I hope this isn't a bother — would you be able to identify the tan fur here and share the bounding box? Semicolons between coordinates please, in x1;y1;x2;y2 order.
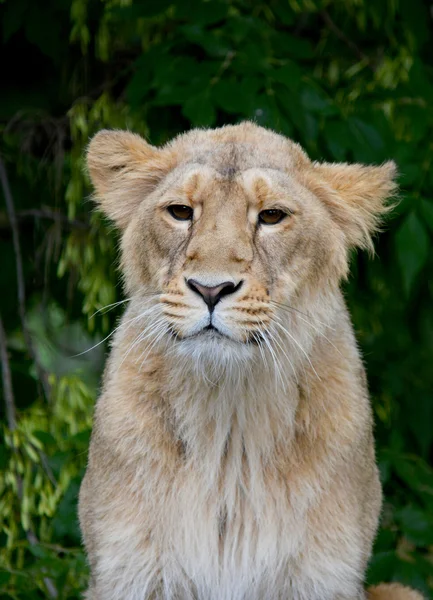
368;584;424;599
80;122;421;599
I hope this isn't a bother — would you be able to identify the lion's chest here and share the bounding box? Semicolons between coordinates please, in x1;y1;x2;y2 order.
148;444;307;600
94;429;363;600
94;381;362;599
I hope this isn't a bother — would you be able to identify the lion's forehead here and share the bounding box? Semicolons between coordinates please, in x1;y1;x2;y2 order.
177;141;295;176
164;160;300;209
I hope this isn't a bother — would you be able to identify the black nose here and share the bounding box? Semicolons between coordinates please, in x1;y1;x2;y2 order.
187;279;243;312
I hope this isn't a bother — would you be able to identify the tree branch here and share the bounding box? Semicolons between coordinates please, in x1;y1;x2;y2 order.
24;527;59;596
0;312;57;597
320;10;369;65
0;314;17;429
0;157;51;401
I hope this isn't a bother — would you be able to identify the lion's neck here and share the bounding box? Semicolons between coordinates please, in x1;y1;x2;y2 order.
159;351;301;476
108;285;343;475
158;288;341;465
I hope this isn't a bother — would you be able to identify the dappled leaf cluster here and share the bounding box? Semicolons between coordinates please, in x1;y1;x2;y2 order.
0;0;432;597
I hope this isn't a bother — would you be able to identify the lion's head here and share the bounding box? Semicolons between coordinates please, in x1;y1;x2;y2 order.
87;122;396;371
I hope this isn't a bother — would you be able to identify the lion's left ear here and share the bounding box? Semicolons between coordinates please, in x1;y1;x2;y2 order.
306;161;398;251
86;130;175;229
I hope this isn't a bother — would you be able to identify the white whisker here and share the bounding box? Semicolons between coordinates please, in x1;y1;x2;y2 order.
266;325;299;385
273;320;320;380
118;311;166;369
260;330;287;393
270;300;334;330
137;322;171;371
89;298;132;318
71;308;156;358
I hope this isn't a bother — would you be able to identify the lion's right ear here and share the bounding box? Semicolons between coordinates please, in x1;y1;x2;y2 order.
86;130;172;228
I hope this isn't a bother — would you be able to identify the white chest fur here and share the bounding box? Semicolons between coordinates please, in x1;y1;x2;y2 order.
94;371;365;600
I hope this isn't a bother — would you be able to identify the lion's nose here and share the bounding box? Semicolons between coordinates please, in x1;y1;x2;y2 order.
186;279;243;312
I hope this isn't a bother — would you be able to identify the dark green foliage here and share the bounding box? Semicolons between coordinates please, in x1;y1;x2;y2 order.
0;0;432;597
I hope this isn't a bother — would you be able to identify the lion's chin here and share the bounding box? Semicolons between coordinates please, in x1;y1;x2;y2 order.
171;323;261;345
168;327;256;377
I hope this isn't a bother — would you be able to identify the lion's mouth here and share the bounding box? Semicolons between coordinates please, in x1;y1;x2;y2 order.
195;324;227;339
203;324;220;333
175;325;262;347
168;321;263;346
168;323;226;342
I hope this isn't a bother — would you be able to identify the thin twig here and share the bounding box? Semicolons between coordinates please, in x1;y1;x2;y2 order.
26;532;58;597
0;157;51;401
38;448;58;487
0;314;17;430
320;10;369;65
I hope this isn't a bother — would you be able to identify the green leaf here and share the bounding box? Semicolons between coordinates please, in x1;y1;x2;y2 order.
24;4;64;62
251;94;287;131
281;91;318;142
300;85;337;116
325;121;350;161
126;57;154;107
213;80;257;114
392;557;432;597
392;454;433;503
28;544;51;559
367;551;398;585
348;117;385;162
33;430;56;446
181;25;231;57
52;479;81;543
407;391;433;457
2;0;29;41
272;3;295;26
182;91;216;126
400;163;423;187
396;505;433;546
273;32;314;59
270;63;302;91
419;199;433;235
395;212;429;293
111;0;173;19
175;0;228;26
0;570;12;585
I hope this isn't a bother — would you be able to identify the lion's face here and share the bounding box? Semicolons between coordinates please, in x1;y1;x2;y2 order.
123;161;338;349
87;122;395;361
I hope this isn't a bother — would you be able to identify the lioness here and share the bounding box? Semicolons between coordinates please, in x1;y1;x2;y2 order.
79;122;423;600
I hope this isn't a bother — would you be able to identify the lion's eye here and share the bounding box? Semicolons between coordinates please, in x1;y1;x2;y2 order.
258;209;287;225
167;205;193;221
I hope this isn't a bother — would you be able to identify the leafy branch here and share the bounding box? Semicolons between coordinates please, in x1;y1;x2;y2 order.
0;157;51;401
0;313;58;598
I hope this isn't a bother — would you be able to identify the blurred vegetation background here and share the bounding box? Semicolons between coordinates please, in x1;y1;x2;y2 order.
1;0;433;597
